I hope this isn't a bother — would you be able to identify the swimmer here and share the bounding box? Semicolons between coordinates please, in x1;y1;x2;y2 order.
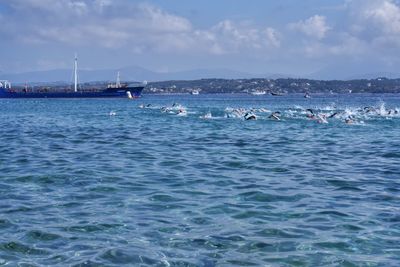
345;116;354;124
306;109;316;119
244;112;257;120
161;107;167;112
269;111;281;121
328;112;338;118
177;109;187;116
139;103;152;109
363;106;375;113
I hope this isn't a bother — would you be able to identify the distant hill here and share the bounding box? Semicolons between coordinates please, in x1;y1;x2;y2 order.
147;77;400;94
344;72;400;80
5;64;398;83
308;62;400;80
0;66;294;84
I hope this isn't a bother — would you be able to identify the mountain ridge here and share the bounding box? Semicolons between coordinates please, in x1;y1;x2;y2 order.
2;66;399;83
1;66;272;83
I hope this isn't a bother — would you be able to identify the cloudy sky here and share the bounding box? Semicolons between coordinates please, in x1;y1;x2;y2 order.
0;0;400;78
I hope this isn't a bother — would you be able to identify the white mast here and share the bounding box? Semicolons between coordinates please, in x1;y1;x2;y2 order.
74;53;78;92
116;71;121;88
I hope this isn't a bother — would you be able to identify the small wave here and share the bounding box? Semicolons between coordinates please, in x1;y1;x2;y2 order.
0;241;50;255
100;249;159;265
25;230;62;241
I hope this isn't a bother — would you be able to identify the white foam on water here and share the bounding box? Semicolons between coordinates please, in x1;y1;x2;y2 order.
170;103;186;110
200;112;213;119
322;103;337;111
176;108;187;116
317;114;328;124
377;101;387;116
257;108;270;113
294;105;304;110
224;107;248;119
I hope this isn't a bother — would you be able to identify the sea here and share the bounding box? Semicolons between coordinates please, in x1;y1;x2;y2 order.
0;93;399;266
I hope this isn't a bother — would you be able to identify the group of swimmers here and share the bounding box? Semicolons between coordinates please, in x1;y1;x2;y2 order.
305;105;399;124
140;102;188;116
139;102;399;124
225;108;271;120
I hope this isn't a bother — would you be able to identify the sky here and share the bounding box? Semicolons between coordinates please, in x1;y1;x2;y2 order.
1;0;400;79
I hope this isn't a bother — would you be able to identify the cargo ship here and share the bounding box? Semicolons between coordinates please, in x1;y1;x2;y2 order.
0;56;146;99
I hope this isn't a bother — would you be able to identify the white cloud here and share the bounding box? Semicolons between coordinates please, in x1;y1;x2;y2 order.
264;27;281;48
193;20;281;55
286;1;400;59
93;0;111;13
343;0;400;54
68;1;88;15
0;1;280;56
138;4;192;33
328;34;368;55
360;0;400;34
7;0;87;17
346;0;397;34
1;1;193;49
209;20;262;52
289;15;331;39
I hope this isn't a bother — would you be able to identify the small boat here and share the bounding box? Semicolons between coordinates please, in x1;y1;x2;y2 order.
250;90;266;95
191;90;200;95
270;91;284;96
304;92;311;98
0;55;146;98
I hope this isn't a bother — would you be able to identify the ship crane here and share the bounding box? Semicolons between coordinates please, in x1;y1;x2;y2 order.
74;53;78;92
0;80;11;89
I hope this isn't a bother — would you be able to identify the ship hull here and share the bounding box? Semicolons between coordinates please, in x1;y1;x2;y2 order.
0;86;144;99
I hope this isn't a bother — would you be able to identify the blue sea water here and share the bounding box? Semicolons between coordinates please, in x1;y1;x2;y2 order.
0;94;399;266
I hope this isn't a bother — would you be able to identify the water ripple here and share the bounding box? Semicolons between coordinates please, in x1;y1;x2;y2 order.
0;95;399;266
